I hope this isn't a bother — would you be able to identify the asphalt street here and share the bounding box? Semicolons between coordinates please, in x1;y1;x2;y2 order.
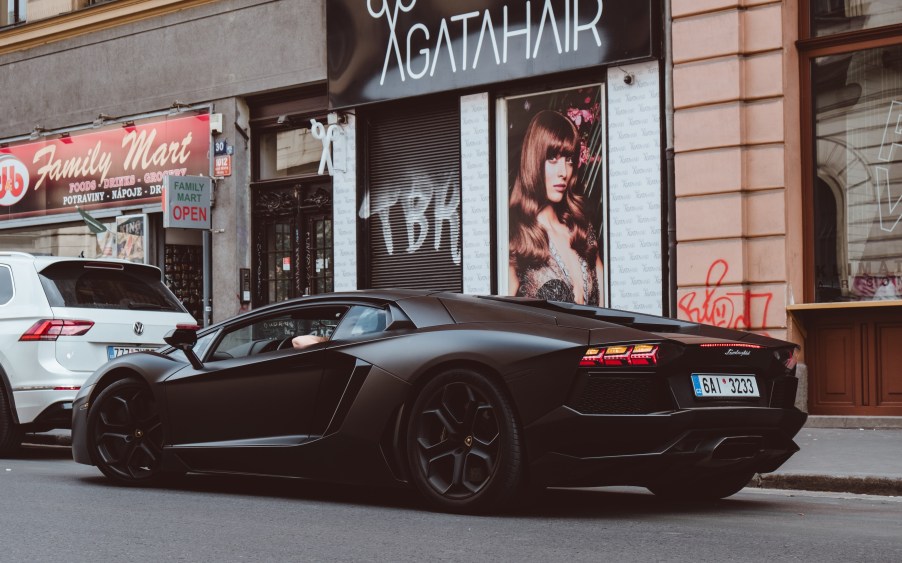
2;444;901;562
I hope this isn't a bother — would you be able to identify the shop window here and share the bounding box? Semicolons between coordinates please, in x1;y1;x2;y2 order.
812;44;902;301
811;0;902;37
0;220;113;257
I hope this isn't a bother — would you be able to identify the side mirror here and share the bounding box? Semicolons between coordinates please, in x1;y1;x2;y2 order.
164;324;203;369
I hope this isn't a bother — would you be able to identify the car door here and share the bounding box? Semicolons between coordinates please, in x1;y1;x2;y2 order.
161;304;347;472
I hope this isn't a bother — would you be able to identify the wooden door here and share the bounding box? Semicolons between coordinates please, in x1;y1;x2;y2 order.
807;307;902;415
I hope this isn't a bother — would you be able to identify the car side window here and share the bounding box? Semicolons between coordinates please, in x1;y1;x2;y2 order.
207;305;348;361
0;265;12;305
331;305;388;341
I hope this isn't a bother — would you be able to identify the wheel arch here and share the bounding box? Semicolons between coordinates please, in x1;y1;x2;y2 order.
386;358;527;485
90;367;151;402
0;364;19;424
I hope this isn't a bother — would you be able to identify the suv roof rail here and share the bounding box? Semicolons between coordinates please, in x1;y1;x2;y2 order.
0;251;35;258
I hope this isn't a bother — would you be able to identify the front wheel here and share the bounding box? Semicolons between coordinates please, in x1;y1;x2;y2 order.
648;470;755;501
406;369;523;513
87;378;165;485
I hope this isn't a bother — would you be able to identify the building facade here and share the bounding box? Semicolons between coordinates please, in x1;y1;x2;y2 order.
2;0;900;420
673;0;902;418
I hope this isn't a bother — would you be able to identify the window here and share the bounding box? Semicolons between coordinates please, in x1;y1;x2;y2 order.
0;265;12;304
811;0;902;37
208;306;347;361
331;305;388;341
813;44;902;301
1;0;25;27
258;125;322;180
802;1;902;303
39;262;185;311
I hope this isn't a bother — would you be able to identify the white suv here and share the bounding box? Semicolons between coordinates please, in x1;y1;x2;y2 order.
0;252;196;456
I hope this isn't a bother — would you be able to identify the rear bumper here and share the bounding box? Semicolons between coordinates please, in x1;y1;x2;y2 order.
525;406;807;487
12;388;82;426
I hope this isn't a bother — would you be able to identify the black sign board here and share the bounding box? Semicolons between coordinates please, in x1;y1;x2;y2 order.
327;0;660;108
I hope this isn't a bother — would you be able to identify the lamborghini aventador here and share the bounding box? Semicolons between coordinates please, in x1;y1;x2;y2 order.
71;290;807;512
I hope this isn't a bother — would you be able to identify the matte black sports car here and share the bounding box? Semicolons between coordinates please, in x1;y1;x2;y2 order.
72;290;806;512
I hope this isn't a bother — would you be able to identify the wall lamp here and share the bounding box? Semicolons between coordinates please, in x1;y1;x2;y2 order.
29;125;48;140
170;100;193;113
93;113;116;128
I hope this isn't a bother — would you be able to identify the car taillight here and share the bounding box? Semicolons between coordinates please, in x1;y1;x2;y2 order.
580;343;659;367
699;343;762;349
19;319;94;341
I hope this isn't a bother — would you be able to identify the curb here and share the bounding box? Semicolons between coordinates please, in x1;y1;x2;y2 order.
752;473;902;497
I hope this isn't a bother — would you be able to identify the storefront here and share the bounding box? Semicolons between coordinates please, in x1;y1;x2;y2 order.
327;0;668;314
795;0;902;416
0;109;212;320
0;0;329;323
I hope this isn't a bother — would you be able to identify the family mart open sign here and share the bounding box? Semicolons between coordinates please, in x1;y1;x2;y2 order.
163;175;211;229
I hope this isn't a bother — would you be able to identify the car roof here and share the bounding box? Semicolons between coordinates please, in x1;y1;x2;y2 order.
0;252;157;272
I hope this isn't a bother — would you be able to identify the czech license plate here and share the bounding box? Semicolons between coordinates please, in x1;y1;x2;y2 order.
691;374;759;398
107;346;154;360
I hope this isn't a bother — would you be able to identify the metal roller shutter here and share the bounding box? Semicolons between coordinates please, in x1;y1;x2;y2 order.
366;101;462;291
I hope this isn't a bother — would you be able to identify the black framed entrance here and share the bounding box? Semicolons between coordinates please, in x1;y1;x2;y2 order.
251;183;333;306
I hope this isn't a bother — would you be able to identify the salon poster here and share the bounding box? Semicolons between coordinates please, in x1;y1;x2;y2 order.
505;84;606;305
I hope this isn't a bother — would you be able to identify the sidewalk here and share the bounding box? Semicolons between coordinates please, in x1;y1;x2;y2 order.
753;424;902;496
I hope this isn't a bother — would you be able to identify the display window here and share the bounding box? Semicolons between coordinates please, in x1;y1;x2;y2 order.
802;0;902;303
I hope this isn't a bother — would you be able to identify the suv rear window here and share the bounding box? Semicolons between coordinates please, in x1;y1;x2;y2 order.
39;261;187;312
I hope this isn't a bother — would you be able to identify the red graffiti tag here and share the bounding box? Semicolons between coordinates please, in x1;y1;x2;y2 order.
677;259;774;331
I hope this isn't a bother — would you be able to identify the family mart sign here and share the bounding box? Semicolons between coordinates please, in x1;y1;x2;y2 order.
163;175;211;229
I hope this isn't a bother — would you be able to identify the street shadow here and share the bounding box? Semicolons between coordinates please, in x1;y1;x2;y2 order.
74;468;778;518
7;443;73;461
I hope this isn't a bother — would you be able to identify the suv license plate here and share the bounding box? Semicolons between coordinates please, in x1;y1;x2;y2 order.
107;346;154;360
691;374;759;398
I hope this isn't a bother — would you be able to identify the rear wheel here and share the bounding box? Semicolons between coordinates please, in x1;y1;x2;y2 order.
87;378;165;485
648;470;755;501
0;385;23;457
406;369;523;513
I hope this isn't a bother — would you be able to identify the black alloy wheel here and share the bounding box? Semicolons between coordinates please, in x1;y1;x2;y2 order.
648;470;756;501
0;385;22;457
87;378;165;485
406;369;522;513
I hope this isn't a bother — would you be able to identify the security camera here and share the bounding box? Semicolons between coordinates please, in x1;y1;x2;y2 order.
623;73;635;85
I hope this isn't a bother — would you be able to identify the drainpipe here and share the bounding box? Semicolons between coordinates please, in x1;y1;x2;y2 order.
664;0;677;318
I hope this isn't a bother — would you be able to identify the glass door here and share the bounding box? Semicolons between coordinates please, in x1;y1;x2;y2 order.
252;183;333;306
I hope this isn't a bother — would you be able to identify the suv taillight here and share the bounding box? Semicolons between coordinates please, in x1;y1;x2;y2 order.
20;319;94;341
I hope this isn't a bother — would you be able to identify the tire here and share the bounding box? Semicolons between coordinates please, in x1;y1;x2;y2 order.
87;378;165;485
0;384;23;457
406;368;523;513
648;470;755;501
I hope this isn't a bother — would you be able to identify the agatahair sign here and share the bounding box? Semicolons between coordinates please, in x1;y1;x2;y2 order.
327;0;660;108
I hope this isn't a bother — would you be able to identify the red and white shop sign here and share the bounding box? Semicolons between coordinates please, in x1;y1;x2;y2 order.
0;113;211;222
